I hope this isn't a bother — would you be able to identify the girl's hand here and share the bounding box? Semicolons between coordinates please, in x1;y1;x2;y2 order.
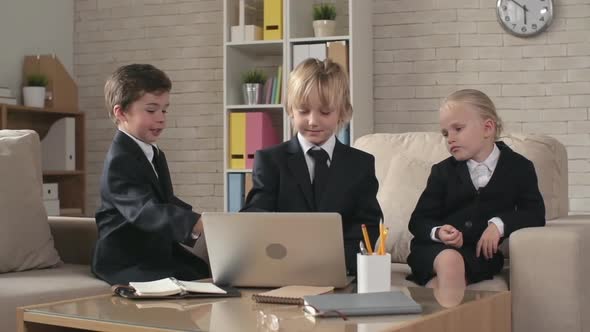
476;224;501;259
438;224;463;248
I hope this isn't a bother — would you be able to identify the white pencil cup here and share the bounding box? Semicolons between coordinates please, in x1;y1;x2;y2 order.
356;253;391;293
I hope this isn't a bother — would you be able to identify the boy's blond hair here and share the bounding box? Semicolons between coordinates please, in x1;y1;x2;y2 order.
287;58;352;129
104;64;171;124
441;89;504;140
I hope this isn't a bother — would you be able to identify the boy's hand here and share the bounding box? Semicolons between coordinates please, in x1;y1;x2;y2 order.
438;224;463;248
192;216;204;237
476;223;501;259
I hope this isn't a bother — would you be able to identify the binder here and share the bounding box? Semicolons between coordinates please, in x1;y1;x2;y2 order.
309;43;327;61
292;44;310;69
229;112;246;169
41;117;75;171
327;41;349;73
228;173;245;212
337;125;350;145
246;112;279;168
263;0;282;40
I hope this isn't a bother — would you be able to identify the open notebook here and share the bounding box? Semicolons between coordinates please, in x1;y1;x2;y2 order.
112;277;241;299
252;285;334;305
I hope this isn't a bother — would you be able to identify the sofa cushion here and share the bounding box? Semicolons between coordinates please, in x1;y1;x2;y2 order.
377;153;432;263
390;263;509;292
501;135;568;220
0;263;110;332
0;130;60;273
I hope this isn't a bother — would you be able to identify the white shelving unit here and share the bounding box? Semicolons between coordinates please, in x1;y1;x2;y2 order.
223;0;373;211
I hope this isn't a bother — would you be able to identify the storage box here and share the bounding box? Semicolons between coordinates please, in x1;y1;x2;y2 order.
43;199;60;216
42;183;58;200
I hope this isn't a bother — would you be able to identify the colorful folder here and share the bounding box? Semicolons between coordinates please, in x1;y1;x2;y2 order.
228;173;245;212
229;112;246;169
246;112;279;168
263;0;282;40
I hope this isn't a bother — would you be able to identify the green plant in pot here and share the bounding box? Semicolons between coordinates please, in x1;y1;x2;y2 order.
313;3;337;37
241;69;266;105
23;73;49;108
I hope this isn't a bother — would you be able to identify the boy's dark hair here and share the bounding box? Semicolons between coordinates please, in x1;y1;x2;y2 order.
104;64;171;123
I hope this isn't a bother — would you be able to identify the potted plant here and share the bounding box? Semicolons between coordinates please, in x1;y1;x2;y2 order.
241;68;266;105
23;73;48;108
313;3;337;37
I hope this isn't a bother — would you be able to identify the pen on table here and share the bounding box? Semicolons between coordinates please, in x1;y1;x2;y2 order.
361;224;373;254
359;241;368;255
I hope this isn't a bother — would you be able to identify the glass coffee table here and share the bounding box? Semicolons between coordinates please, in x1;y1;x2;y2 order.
18;287;510;332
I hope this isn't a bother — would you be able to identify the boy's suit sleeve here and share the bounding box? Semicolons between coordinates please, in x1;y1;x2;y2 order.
241;150;278;212
408;164;446;243
105;154;198;243
496;159;546;237
347;154;382;241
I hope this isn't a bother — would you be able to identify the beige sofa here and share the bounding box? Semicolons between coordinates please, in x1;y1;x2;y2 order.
0;130;110;332
354;132;590;332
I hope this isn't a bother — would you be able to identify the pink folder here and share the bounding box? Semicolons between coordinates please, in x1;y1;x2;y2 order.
246;112;279;168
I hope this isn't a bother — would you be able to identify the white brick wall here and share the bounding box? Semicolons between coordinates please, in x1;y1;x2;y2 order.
373;0;590;214
75;0;223;214
76;0;590;215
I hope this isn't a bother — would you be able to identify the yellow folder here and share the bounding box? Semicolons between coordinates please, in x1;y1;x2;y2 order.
229;112;246;169
263;0;282;40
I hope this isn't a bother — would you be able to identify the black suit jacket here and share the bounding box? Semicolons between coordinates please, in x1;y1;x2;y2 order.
408;142;546;247
241;136;383;271
92;131;205;285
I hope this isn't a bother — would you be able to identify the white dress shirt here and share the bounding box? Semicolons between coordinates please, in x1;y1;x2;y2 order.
430;144;505;241
119;129;159;177
297;132;335;182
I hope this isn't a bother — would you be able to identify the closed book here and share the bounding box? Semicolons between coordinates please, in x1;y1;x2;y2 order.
253;285;334;305
303;291;422;317
275;66;282;104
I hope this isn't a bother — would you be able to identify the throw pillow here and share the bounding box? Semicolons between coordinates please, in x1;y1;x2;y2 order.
377;153;433;263
0;130;61;273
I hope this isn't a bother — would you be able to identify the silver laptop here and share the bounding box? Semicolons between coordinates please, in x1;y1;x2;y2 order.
202;212;352;288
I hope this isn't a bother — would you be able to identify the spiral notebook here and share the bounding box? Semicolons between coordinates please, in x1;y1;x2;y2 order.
252;285;334;305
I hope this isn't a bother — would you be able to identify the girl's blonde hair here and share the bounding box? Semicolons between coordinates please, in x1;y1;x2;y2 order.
287;58;352;129
441;89;504;140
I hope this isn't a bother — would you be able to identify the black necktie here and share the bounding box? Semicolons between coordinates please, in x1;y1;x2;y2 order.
308;148;330;209
151;145;162;178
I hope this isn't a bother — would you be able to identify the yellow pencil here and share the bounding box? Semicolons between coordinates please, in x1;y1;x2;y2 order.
382;227;389;256
378;221;385;255
361;224;373;254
